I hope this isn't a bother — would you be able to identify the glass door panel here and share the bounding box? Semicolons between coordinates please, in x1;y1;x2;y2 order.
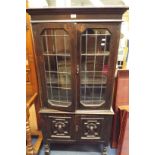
41;29;72;107
80;28;111;106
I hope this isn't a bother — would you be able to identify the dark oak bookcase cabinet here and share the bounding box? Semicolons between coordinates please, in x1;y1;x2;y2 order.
27;1;128;154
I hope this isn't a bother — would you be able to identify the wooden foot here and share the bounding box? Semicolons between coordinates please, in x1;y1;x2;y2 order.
102;145;108;155
45;143;50;155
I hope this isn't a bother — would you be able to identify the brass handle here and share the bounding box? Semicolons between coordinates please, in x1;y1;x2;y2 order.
76;65;79;74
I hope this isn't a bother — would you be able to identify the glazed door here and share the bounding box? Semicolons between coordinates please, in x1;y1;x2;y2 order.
33;23;76;111
77;23;121;109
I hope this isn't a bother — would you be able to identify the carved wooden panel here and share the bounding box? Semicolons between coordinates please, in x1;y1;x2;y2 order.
79;117;104;140
48;116;73;139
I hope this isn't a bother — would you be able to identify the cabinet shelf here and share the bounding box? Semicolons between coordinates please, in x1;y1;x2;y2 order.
46;77;71;85
81;78;107;85
81;34;111;36
45;71;71;74
81;80;106;85
80;100;105;106
47;85;71;90
41;34;68;37
80;85;106;88
43;53;70;56
81;51;110;56
48;100;71;106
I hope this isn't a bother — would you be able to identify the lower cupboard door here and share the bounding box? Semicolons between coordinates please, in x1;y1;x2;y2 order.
42;114;75;140
77;115;113;143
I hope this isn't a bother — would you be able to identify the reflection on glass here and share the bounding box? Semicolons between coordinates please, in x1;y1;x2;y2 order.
80;28;111;106
41;29;71;107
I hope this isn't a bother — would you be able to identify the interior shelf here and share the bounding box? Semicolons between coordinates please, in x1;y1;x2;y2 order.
81;51;110;56
41;34;68;37
81;34;111;36
48;100;71;106
81;79;107;85
45;71;71;74
80;100;105;106
43;53;70;56
47;85;71;90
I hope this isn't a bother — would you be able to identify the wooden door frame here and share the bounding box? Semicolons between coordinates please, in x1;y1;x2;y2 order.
32;23;77;111
76;22;121;110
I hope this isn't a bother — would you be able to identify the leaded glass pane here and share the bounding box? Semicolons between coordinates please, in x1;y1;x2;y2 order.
80;28;111;106
41;29;72;107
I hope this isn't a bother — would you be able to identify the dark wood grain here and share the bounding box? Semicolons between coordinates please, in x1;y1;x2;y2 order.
27;5;128;154
40;112;113;144
27;7;128;16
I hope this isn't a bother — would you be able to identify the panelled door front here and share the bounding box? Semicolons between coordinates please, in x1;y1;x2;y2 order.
33;23;76;111
76;23;121;110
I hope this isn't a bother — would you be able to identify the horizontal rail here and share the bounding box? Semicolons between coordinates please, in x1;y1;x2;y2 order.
31;19;123;23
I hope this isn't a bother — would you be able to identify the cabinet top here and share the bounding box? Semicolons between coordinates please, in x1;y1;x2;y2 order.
27;0;128;16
